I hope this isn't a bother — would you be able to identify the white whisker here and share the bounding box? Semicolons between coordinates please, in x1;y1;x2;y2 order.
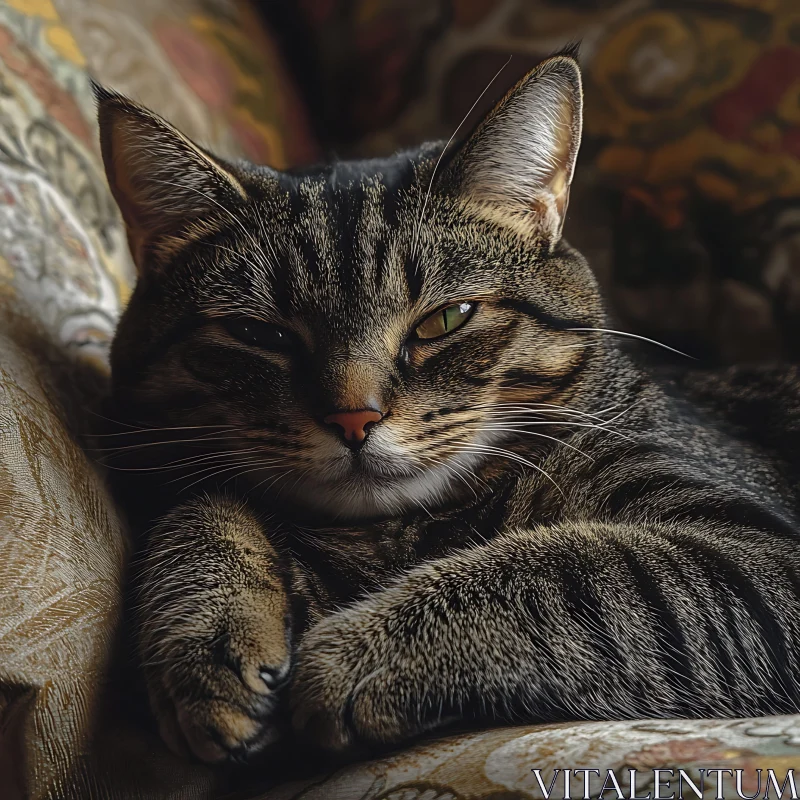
479;427;594;460
411;56;512;257
566;327;696;359
145;176;274;274
454;442;566;498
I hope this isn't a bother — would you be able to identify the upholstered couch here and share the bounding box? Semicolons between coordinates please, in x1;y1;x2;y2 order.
1;1;799;798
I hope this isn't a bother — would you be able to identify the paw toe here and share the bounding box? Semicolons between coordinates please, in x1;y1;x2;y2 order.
177;697;281;763
259;661;291;691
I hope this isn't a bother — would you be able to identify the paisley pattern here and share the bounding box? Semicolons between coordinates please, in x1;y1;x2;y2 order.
262;717;800;800
0;0;127;366
55;0;318;167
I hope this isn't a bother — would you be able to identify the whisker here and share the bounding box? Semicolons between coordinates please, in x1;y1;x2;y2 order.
171;457;291;490
251;466;298;497
221;462;294;489
444;459;483;501
86;423;238;438
411;56;512;257
476;419;633;441
473;400;625;423
453;442;566;498
202;241;251;262
144;176;276;276
476;406;610;423
90;432;268;455
96;447;270;473
475;399;640;428
566;327;696;360
477;427;595;460
285;466;312;498
429;455;475;498
84;409;155;432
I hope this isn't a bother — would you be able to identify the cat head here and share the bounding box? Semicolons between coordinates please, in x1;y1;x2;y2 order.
98;53;606;519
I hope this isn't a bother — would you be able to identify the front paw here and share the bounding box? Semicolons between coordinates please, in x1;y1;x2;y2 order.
290;592;442;754
135;497;294;764
140;583;292;764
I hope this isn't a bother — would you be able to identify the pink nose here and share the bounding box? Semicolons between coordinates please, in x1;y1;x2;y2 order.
324;409;384;446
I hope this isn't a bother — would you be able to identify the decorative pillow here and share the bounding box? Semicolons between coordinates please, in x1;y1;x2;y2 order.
55;0;318;169
259;716;800;799
0;1;316;797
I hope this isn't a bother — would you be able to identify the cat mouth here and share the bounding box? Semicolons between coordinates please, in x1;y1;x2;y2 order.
341;450;415;481
260;443;480;518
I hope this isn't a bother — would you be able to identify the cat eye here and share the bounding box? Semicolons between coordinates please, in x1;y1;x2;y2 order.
223;318;292;351
414;302;475;340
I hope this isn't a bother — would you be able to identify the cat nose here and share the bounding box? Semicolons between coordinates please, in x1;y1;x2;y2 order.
323;408;385;449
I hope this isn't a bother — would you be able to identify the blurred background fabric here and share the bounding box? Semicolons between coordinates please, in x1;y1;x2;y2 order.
0;0;799;798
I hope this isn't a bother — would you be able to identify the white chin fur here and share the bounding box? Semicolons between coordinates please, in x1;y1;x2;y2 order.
277;450;486;520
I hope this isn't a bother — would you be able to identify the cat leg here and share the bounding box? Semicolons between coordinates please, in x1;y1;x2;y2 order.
136;495;291;763
291;518;800;751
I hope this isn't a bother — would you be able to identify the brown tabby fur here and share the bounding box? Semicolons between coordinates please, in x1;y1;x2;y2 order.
96;54;800;766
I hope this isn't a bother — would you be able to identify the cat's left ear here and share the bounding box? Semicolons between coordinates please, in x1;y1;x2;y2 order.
94;83;249;271
442;53;582;246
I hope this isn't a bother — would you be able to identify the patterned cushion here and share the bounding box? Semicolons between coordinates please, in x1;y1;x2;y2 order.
260;717;800;799
0;0;316;797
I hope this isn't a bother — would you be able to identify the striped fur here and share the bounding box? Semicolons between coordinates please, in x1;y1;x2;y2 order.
97;55;800;764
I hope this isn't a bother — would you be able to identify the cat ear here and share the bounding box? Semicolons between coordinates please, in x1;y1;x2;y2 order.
94;83;249;270
443;53;583;245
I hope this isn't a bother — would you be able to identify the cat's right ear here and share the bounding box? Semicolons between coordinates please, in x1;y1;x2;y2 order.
94;83;249;272
439;52;583;248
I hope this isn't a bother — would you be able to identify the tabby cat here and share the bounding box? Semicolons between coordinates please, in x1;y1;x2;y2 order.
96;53;800;766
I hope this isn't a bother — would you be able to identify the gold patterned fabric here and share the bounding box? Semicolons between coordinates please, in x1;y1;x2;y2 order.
262;717;800;799
0;1;315;796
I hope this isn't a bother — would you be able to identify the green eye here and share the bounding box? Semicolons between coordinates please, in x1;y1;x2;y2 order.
414;302;475;340
224;318;292;351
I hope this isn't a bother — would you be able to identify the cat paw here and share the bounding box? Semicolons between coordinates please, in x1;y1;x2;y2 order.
136;498;294;763
290;591;440;753
141;586;292;764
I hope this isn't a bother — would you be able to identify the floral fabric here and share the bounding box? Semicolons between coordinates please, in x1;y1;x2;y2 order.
261;716;800;799
0;0;317;366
